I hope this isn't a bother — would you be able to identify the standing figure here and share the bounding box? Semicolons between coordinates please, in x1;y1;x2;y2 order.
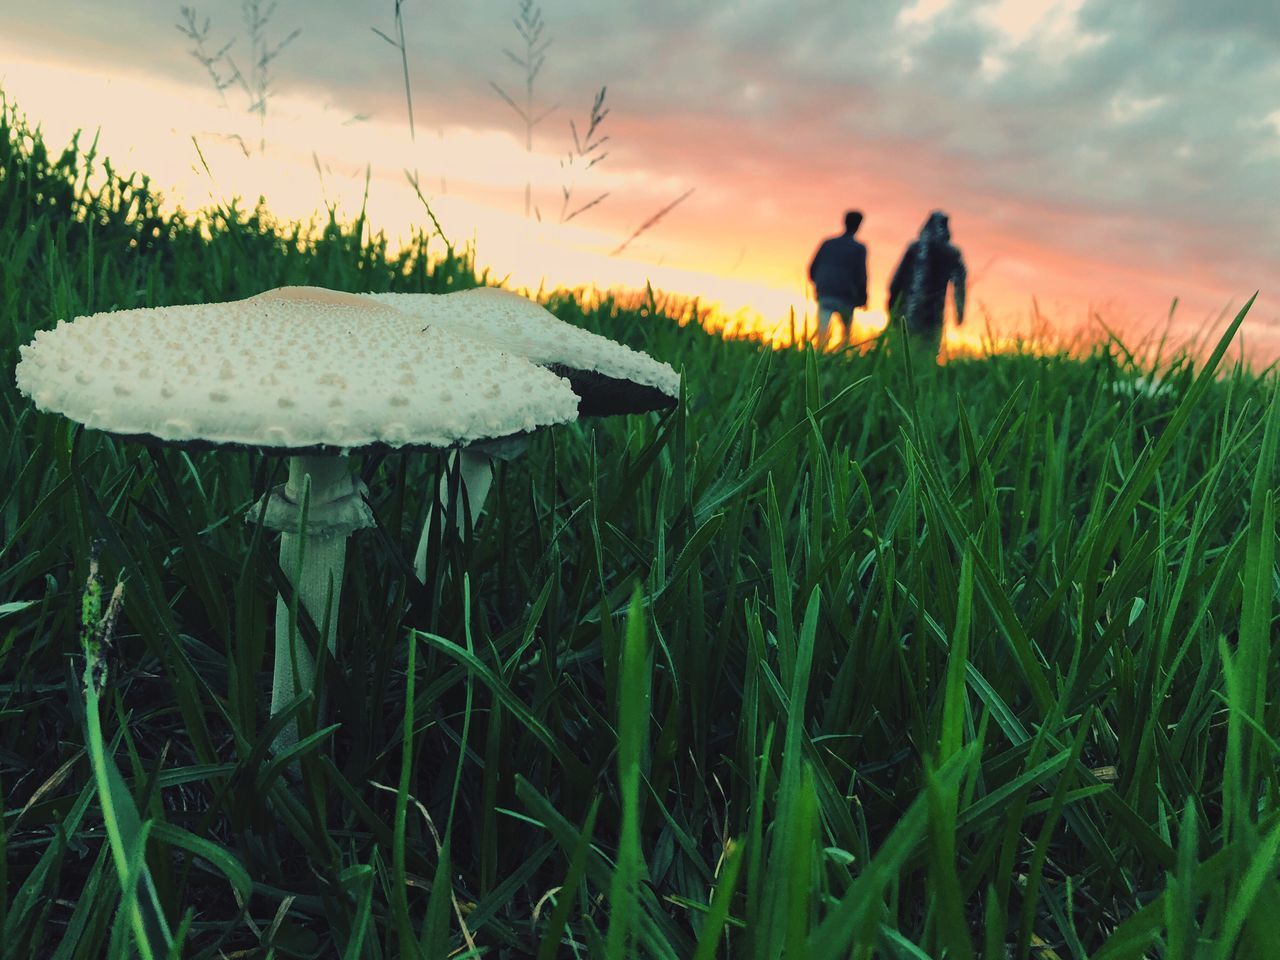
808;210;868;349
888;211;966;359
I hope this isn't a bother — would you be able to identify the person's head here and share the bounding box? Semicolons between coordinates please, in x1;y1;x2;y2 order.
921;210;950;241
844;210;864;234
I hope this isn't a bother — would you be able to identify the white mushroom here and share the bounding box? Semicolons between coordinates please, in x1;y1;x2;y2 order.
363;287;681;580
15;291;579;753
369;287;681;406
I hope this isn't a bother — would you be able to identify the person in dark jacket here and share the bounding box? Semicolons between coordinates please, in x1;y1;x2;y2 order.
808;210;868;349
888;210;966;360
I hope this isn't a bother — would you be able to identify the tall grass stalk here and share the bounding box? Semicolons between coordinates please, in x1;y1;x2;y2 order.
491;0;556;219
175;1;300;155
372;0;417;143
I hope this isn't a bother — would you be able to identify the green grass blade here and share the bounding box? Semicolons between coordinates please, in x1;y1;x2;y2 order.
604;586;651;960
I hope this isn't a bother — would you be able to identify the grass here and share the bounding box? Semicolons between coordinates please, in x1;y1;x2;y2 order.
1;94;1279;958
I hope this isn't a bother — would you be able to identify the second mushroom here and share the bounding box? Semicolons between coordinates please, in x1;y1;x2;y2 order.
363;287;681;580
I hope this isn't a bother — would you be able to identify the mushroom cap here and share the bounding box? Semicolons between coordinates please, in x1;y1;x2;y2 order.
368;287;681;416
15;294;580;451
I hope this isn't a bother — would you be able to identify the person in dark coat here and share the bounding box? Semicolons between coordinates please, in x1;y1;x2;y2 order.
888;210;966;359
808;210;868;349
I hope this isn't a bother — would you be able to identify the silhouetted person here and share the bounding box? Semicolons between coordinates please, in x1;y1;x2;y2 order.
808;210;868;349
888;211;966;360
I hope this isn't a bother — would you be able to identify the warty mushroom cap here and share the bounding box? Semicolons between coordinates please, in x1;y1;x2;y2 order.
15;294;581;451
367;287;681;416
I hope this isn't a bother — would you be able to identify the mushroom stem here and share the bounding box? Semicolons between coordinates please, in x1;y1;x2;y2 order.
263;454;373;753
413;448;494;583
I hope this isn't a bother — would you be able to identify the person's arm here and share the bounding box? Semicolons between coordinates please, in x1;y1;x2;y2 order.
855;244;868;307
808;243;822;284
951;250;967;326
888;245;913;315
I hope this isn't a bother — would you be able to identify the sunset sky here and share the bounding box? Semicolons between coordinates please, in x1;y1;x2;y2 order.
3;1;1278;360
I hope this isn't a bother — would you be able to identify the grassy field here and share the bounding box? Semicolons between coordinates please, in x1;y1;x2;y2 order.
2;96;1279;959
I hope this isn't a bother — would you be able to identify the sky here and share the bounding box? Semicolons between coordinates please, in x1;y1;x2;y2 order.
2;0;1279;360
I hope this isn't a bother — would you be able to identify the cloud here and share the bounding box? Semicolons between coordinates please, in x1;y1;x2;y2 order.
1083;0;1280;46
3;0;1277;337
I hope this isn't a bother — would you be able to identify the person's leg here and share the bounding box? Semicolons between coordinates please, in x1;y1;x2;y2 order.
830;309;850;349
818;297;855;350
908;324;943;368
814;299;833;348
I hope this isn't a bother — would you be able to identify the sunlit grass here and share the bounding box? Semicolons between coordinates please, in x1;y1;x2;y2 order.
2;95;1279;959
